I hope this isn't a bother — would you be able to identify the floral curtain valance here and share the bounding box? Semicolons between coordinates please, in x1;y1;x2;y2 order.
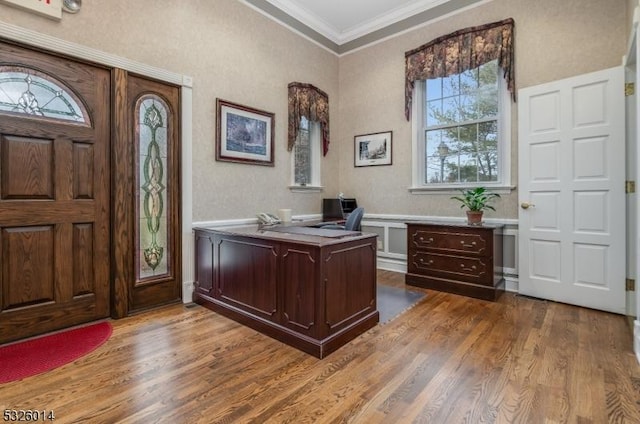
404;18;515;121
288;82;330;156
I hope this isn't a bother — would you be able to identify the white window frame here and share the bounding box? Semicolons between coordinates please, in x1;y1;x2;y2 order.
289;120;323;192
410;66;512;194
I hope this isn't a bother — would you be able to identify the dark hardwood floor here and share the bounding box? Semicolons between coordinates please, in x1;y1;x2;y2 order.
1;270;639;423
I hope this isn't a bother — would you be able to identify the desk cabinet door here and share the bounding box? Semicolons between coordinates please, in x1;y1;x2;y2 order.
280;243;319;336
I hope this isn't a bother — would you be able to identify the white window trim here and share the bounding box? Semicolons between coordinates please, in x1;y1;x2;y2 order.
409;69;512;194
290;120;322;192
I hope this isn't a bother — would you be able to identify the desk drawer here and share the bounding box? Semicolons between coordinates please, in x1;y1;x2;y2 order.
410;228;489;256
408;251;492;285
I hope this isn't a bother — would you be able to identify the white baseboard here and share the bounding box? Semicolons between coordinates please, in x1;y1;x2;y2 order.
377;257;407;273
504;275;519;293
183;281;194;304
635;320;640;365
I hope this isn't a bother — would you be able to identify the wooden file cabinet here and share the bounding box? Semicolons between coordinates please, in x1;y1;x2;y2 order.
405;222;504;301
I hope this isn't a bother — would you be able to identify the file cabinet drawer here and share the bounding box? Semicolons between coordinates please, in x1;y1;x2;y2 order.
410;228;489;256
405;222;504;301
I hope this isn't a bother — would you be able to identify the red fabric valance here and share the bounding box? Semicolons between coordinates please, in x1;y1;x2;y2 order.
288;82;330;156
405;18;515;120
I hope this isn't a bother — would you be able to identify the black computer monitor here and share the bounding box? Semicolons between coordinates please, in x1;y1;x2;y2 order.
322;198;344;221
322;198;358;221
340;198;358;215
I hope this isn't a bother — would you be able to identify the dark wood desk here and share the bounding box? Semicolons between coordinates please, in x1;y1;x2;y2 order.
193;224;378;358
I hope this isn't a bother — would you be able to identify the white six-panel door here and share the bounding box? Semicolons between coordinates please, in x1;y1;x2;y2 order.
518;66;625;314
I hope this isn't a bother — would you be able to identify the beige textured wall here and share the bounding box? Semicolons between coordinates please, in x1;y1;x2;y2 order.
337;0;627;220
629;0;638;36
2;0;627;222
0;0;339;222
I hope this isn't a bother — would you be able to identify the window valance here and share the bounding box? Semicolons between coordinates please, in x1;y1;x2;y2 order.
404;18;515;120
288;82;330;156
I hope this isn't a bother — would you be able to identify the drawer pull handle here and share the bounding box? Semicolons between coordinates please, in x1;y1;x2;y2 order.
460;264;477;271
419;258;434;265
419;237;434;243
460;241;477;248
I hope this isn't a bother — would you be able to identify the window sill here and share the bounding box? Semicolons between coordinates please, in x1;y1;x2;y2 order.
288;185;324;193
408;185;515;195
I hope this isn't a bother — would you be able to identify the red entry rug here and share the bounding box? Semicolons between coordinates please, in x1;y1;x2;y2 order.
0;321;112;384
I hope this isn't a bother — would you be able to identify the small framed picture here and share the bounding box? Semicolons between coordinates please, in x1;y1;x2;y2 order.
216;99;275;166
354;131;392;167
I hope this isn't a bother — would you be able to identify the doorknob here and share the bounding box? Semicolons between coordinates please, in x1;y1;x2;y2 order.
520;202;535;209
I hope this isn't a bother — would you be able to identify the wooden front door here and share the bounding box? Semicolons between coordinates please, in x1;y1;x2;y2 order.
0;41;111;343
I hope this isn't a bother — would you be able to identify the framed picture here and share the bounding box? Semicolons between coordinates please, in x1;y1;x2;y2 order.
354;131;392;167
216;99;275;166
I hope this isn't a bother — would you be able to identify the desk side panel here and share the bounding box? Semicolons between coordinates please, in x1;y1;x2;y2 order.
322;237;377;334
216;236;278;320
194;230;214;299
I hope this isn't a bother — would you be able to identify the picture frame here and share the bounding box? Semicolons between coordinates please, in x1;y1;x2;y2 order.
354;130;393;167
216;99;275;166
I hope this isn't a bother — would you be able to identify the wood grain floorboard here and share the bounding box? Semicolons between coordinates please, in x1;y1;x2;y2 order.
1;270;639;424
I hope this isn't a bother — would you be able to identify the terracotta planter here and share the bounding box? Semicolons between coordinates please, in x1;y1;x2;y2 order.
466;210;483;226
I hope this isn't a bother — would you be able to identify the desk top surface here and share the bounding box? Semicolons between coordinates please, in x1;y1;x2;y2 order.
194;223;375;246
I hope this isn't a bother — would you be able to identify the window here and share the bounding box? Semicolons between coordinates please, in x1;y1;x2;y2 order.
291;116;321;189
412;59;510;190
0;66;89;124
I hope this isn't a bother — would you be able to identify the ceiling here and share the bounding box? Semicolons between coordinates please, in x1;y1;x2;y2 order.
264;0;452;44
242;0;487;54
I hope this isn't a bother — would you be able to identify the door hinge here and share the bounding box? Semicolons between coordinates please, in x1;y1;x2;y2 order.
626;82;635;96
626;181;636;193
626;278;635;291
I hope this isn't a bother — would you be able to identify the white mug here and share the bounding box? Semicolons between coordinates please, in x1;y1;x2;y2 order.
277;208;292;222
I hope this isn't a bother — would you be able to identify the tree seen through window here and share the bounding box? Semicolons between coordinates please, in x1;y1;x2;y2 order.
424;60;499;184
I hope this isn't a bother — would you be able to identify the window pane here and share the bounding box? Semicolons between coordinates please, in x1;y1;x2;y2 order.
425;154;444;183
294;129;311;185
478;121;499;182
425;129;455;183
477;84;498;119
442;96;459;123
426;99;443;127
479;60;498;88
459;155;478;182
457;123;478;154
294;117;313;185
442;74;458;98
425;129;440;158
426;77;442;99
460;68;477;93
459;94;476;121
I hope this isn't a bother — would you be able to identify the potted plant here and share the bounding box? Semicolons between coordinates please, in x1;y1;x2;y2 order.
451;187;500;225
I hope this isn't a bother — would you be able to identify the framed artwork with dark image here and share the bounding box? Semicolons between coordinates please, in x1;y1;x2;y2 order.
354;130;392;167
216;99;275;166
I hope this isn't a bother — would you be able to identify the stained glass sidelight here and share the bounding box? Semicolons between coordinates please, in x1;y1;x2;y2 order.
136;95;169;280
0;66;89;123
